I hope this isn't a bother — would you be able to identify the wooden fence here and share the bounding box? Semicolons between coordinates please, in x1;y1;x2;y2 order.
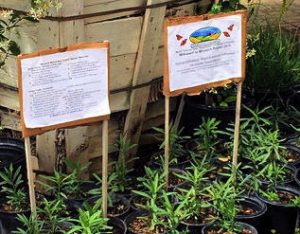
0;0;213;176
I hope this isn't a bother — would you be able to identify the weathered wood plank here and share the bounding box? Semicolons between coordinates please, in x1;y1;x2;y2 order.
0;0;31;11
36;131;57;173
0;86;19;111
37;20;60;50
35;7;62;176
122;0;167;160
0;108;20;130
85;17;143;56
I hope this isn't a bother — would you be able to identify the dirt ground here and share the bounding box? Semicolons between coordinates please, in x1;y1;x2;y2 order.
247;0;300;34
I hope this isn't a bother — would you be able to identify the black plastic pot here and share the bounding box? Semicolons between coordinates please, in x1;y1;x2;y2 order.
201;221;258;234
181;95;237;135
125;211;167;234
236;196;267;234
151;151;191;169
0;138;26;189
0;138;25;168
0;208;30;233
256;186;300;234
88;194;130;220
285;144;300;169
108;217;127;234
294;167;300;189
258;164;296;187
178;217;214;234
243;86;293;109
64;181;98;215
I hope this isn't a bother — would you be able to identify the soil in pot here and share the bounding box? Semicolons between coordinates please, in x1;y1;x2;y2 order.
88;194;130;219
256;186;300;234
202;221;257;234
236;196;267;234
125;211;167;234
168;168;185;190
178;208;216;234
284;145;300;168
130;195;148;212
108;217;127;234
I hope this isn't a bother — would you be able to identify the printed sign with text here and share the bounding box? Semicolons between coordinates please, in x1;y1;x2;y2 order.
163;11;247;96
17;42;111;137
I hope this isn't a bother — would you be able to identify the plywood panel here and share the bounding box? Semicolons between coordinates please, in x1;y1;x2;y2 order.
0;0;31;11
85;17;143;56
110;54;136;90
0;108;20;130
0;87;19;111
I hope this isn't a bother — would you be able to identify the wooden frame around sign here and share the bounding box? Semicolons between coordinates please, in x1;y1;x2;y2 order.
163;10;247;97
17;42;111;137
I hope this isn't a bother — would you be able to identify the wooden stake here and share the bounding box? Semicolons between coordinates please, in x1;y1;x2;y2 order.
232;82;243;178
102;120;109;217
24;137;37;214
164;96;170;189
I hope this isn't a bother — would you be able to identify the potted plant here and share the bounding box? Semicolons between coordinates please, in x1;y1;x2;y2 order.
67;204;112;234
88;172;131;219
0;138;26;184
111;134;138;196
14;198;72;234
256;185;300;234
245;24;300;107
126;167;167;234
182;84;244;134
203;179;258;234
192;117;227;157
152;124;191;168
38;159;96;216
0;164;30;233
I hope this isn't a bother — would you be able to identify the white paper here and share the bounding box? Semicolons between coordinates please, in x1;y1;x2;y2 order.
167;14;243;92
21;48;110;128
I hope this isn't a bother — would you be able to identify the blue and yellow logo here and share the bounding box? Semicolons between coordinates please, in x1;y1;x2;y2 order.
189;27;221;44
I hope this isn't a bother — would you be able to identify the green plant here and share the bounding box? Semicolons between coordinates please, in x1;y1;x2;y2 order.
210;0;244;14
194;117;225;155
13;214;44;234
132;167;165;230
206;179;243;233
14;197;71;234
38;170;79;200
153;123;190;164
246;24;300;90
0;164;28;211
38;159;90;200
67;202;111;234
39;198;70;233
111;134;137;193
160;191;189;234
203;84;237;108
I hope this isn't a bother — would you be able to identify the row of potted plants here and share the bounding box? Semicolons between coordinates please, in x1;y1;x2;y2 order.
1;103;300;233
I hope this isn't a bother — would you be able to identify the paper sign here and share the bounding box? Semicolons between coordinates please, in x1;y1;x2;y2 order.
163;10;247;96
17;42;110;137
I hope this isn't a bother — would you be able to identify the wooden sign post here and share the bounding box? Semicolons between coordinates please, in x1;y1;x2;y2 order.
163;10;247;185
17;42;111;216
